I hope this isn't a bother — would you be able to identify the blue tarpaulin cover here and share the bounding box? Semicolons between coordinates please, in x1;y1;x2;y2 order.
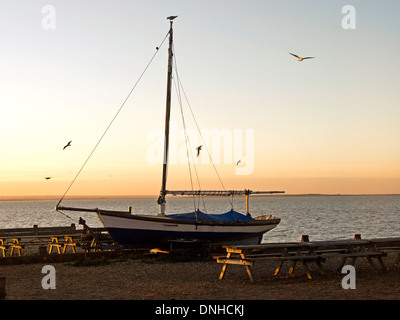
166;210;253;223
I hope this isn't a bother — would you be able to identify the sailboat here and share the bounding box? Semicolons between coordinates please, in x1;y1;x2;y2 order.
56;17;283;248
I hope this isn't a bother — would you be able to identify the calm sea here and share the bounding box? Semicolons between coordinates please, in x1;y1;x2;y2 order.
0;195;399;243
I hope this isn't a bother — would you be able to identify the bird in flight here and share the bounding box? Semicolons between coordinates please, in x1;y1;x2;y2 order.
167;16;178;20
196;145;203;157
289;53;315;62
63;140;72;150
44;177;52;180
236;160;242;165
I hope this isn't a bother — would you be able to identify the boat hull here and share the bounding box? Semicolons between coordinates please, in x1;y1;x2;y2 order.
97;210;279;247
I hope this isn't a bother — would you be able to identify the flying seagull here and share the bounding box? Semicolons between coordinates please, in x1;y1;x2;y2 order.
63;140;72;150
289;53;315;62
167;16;178;20
236;160;242;165
196;145;202;157
44;177;52;180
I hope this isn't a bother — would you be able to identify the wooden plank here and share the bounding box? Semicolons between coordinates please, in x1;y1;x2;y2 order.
245;265;254;282
246;253;285;259
0;225;107;237
219;264;228;280
300;260;313;280
315;249;347;255
234;242;310;251
319;251;386;259
216;258;253;266
218;252;231;280
226;247;243;254
307;239;372;248
376;246;400;252
274;261;285;276
0;277;5;300
0;246;6;258
268;256;325;261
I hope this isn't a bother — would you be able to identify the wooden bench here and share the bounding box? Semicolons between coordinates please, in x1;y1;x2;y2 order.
48;236;79;254
318;251;387;271
48;237;62;254
62;236;76;254
0;239;8;258
310;236;388;272
377;247;400;267
369;237;400;267
9;238;23;257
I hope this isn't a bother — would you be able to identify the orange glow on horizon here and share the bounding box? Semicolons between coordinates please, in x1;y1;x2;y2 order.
1;176;399;200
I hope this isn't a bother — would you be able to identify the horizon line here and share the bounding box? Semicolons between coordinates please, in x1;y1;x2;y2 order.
1;193;399;202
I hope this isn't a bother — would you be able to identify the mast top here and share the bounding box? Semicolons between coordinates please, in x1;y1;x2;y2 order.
167;16;178;21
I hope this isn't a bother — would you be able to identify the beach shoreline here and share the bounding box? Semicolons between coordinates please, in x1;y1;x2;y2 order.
1;252;400;300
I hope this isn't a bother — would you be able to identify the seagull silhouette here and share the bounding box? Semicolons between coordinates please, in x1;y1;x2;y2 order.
236;160;242;165
289;53;315;62
63;140;72;150
44;177;52;180
196;145;203;157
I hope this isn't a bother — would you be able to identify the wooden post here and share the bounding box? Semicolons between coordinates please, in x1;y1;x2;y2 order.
0;277;6;300
218;252;231;280
301;235;310;242
245;194;249;216
128;206;132;214
354;234;361;240
39;246;47;256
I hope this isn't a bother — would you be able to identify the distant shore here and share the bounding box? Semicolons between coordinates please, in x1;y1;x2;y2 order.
1;193;399;202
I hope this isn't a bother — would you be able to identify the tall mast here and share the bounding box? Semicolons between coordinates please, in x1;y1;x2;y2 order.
158;16;177;216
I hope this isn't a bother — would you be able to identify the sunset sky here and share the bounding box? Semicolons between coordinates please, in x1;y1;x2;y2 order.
0;0;399;198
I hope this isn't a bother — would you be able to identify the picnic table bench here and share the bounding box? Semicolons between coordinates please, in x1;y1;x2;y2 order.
48;236;78;254
215;242;326;281
215;236;389;282
368;237;400;267
0;238;25;257
0;222;113;257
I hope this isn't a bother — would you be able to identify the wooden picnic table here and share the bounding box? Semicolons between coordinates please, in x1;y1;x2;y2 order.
216;241;325;281
306;239;387;271
0;237;27;257
0;224;112;257
0;234;84;257
215;237;389;282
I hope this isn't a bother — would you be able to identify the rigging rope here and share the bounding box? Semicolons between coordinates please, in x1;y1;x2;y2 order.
171;44;233;210
56;31;170;208
172;48;204;214
173;69;197;213
56;208;79;224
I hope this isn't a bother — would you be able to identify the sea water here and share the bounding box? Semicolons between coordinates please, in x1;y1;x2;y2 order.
0;195;399;243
